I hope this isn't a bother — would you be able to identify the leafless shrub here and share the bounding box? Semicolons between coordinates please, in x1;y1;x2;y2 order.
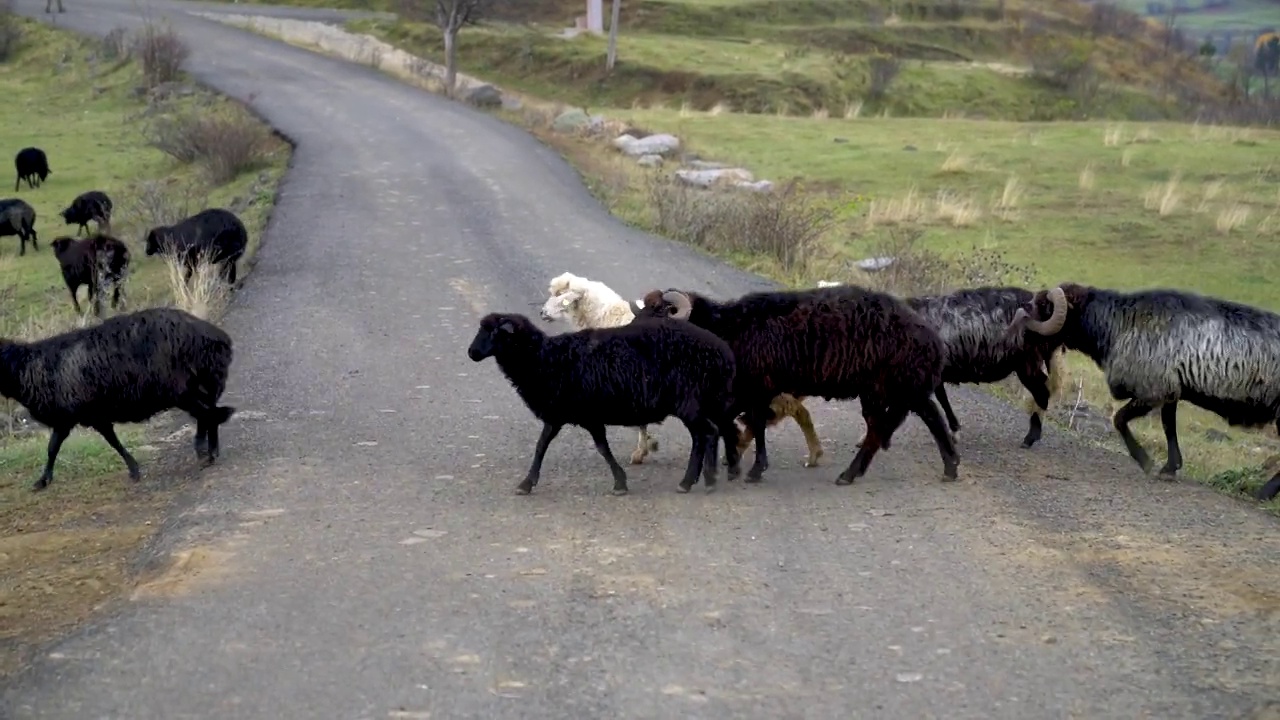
0;0;21;63
144;105;274;183
646;176;838;273
852;228;1037;297
867;55;901;100
164;252;231;322
132;19;189;89
100;26;131;61
118;178;207;239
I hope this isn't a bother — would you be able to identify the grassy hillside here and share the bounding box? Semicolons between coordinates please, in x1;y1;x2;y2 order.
0;16;289;675
342;0;1236;121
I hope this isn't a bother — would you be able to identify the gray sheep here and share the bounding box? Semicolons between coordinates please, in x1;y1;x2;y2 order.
0;198;39;256
1010;283;1280;479
0;307;236;491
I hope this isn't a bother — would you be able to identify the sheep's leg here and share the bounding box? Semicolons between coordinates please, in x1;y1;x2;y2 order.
702;419;724;489
840;400;909;485
93;423;142;480
675;418;710;493
205;414;223;462
1157;402;1183;478
1113;399;1156;474
630;425;651;465
585;424;629;496
518;422;561;495
717;413;742;479
33;426;72;491
67;286;83;316
743;405;772;482
935;385;961;434
787;400;824;468
1015;365;1053;449
192;415;210;460
912;395;961;481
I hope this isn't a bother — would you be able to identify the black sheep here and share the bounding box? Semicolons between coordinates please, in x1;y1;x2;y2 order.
14;147;50;192
144;208;248;286
50;234;131;317
466;312;740;496
636;286;959;485
0;307;236;491
0;198;39;255
60;190;113;236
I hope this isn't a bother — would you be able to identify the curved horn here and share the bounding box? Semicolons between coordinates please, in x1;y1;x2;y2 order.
661;290;693;320
1024;286;1069;336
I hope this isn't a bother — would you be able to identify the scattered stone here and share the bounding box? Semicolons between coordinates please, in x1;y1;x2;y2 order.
895;672;924;683
1203;428;1231;443
466;84;503;108
552;108;590;133
148;82;195;101
614;132;680;157
412;529;448;539
674;167;754;188
737;180;775;192
833;137;849;143
636;154;664;168
501;95;523;111
856;256;897;272
903;144;918;151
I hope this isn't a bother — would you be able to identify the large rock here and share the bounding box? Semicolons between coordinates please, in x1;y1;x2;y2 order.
613;133;681;157
636;154;664;168
552;108;590;133
674;167;754;188
466;84;503;108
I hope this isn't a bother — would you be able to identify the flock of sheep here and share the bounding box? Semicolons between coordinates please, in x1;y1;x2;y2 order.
468;270;1280;503
0;145;251;490
3;142;1280;506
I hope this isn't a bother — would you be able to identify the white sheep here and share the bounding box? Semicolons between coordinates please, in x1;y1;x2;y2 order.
539;271;661;465
540;271;825;468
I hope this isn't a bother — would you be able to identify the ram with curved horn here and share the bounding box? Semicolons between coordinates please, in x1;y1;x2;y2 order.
636;285;960;485
1009;282;1280;486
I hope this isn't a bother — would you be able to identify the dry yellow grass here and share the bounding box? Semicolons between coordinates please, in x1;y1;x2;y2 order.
1078;163;1096;191
934;190;982;227
1143;173;1182;216
938;148;972;173
1216;203;1251;235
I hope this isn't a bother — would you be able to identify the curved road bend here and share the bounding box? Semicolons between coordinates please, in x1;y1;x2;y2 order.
4;2;1279;717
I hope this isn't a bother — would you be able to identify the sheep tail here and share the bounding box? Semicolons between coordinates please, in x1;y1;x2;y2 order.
209;405;236;425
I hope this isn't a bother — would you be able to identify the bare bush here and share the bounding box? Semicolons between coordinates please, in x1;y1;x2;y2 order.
0;0;21;63
118;178;207;238
867;55;901;101
163;252;231;322
100;26;131;61
646;176;838;273
144;105;274;183
853;228;1037;297
132;20;189;89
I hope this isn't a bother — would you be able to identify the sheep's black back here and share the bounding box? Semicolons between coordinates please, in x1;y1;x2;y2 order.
0;308;233;429
497;318;735;429
694;286;945;402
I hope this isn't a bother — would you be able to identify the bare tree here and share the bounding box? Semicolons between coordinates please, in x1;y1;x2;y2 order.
605;0;622;72
434;0;493;95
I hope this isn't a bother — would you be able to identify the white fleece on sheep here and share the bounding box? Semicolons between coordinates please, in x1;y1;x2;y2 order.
543;271;636;330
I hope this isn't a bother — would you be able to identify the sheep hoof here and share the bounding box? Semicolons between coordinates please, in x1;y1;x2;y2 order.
128;467;142;482
1157;466;1179;480
834;474;854;486
675;483;692;494
629;453;647;465
941;466;959;482
31;476;51;492
514;480;534;495
611;486;629;496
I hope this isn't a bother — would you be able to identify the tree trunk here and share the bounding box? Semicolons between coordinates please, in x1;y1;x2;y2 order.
444;26;459;96
606;0;621;72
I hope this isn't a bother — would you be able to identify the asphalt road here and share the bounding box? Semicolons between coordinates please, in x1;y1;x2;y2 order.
4;2;1280;718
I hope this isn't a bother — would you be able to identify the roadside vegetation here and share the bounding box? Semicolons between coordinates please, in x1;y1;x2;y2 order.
0;11;290;676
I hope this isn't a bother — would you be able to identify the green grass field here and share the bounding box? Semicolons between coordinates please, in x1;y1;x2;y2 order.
0;17;289;675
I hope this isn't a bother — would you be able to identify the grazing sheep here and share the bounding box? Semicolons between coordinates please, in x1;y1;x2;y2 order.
13;147;50;191
60;190;113;236
1009;283;1280;479
0;198;39;256
145;208;248;286
466;312;740;496
50;234;131;317
1257;474;1280;502
0;307;236;491
636;286;959;485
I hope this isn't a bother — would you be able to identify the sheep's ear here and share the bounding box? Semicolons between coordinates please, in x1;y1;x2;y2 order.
498;320;517;334
635;298;644;310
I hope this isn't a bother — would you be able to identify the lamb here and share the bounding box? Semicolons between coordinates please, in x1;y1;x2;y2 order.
60;190;113;236
539;271;826;468
0;307;236;491
145;208;248;286
14;147;50;191
0;198;39;256
1009;282;1280;479
466;311;740;496
50;234;131;317
635;286;959;485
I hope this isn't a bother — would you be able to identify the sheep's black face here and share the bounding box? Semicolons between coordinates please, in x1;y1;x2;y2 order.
467;317;517;362
50;237;73;257
144;230;164;256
